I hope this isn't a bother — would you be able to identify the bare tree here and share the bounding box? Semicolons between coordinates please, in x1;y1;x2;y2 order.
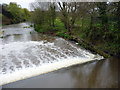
58;2;78;35
30;2;57;27
77;2;90;31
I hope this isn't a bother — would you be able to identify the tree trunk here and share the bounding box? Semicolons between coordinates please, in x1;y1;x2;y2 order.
81;17;84;31
49;18;51;26
70;19;75;34
65;23;67;29
52;18;55;27
67;23;71;35
90;15;93;30
102;15;108;32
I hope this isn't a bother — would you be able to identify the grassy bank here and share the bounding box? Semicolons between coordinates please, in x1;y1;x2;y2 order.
34;18;118;58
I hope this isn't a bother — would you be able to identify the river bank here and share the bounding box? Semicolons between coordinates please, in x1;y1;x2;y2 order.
33;14;119;58
34;27;112;58
1;21;118;58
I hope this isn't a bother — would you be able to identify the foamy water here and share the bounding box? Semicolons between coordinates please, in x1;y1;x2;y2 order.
0;23;103;86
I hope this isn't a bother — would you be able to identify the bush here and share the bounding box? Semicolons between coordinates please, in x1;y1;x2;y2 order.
56;32;72;39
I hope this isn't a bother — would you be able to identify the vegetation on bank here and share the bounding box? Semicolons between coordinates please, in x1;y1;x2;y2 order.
30;2;120;57
0;2;30;25
0;2;119;57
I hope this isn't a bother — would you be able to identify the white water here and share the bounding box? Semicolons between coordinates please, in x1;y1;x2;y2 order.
0;23;103;86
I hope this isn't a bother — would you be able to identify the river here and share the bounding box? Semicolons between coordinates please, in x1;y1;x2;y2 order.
0;23;118;88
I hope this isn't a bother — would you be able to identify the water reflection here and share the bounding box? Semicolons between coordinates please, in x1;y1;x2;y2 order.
71;58;118;88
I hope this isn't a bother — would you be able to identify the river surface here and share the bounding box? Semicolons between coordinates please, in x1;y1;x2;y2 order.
0;23;118;88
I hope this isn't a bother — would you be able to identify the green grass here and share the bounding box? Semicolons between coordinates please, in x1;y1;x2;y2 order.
75;18;91;29
34;18;67;33
56;32;72;39
54;18;67;32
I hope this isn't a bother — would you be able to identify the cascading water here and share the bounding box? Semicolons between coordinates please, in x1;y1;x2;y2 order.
0;23;103;86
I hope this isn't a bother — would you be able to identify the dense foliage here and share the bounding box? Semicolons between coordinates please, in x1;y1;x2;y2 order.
30;2;120;56
1;2;30;25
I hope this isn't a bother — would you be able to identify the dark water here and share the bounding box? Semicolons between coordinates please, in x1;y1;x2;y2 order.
2;57;118;88
0;23;118;88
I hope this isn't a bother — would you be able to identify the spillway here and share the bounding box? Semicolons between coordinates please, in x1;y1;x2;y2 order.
0;23;103;86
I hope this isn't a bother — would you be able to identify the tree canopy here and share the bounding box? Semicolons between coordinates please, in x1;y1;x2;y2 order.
2;2;30;24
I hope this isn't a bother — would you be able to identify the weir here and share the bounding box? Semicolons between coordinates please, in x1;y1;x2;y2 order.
0;23;103;86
